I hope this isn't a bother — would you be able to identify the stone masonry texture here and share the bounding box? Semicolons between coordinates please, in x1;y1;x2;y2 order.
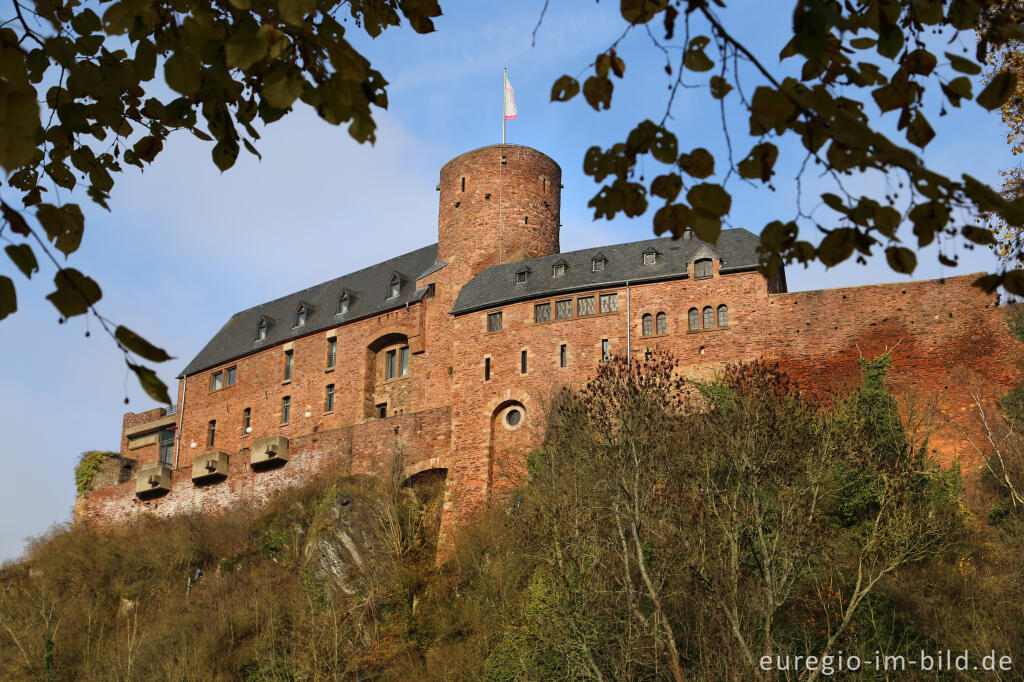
77;144;1023;546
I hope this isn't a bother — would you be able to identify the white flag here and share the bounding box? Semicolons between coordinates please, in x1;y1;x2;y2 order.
504;73;518;121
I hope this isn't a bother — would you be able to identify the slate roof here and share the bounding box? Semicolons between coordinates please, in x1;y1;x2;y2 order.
451;228;762;315
180;244;440;377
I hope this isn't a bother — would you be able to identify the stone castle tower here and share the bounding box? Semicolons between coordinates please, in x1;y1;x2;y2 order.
437;145;561;280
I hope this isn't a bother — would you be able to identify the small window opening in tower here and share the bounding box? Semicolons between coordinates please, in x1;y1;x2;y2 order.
542;177;549;194
461;176;465;192
524;216;529;224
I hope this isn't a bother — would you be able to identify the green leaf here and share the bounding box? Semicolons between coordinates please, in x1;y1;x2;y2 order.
944;52;981;75
941;76;972;107
871;81;918;112
687;183;731;217
1004;270;1024;297
873;205;900;238
116;325;173;362
226;26;270;71
0;275;15;320
164;50;201;96
877;24;904;59
5;244;38;278
678;148;715;179
134;39;156;81
595;53;611;78
976;71;1018;110
709;75;732;99
683;36;714;72
652;203;691;238
551;75;580;102
128;362;171;404
45;268;101;318
689;210;721;244
212;139;240;171
737;142;778;182
650;173;682;202
278;0;316;26
885;246;916;274
262;68;304;109
905;111;934;149
0;36;41;173
818;228;857;267
902;49;936;76
961;225;996;245
36;203;84;257
850;37;876;49
620;0;668;24
947;0;980;30
582;76;613;111
2;202;31;236
133;135;163;163
908;201;949;247
749;86;795;135
973;273;1002;293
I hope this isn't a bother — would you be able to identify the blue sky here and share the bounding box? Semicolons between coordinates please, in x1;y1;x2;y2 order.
0;1;1015;562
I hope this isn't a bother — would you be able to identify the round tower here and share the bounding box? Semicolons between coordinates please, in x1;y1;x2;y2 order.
437;145;561;279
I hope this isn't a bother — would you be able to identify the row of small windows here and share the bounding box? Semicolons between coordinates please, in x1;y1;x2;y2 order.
689;305;728;330
207;384;340;446
515;254;712;284
641;312;668;336
483;339;611;380
254;276;405;341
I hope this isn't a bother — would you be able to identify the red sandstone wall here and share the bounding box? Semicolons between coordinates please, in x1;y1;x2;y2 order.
168;305;428;472
78;407;451;526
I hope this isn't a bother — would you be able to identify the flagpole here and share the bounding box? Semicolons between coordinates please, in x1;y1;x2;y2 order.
502;67;507;145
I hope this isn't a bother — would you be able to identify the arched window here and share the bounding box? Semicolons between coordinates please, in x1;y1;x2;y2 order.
338;292;349;314
257;320;267;340
688;308;699;331
703;306;714;329
656;312;667;335
717;304;728;327
387;275;400;298
694;258;713;279
295;305;307;327
641;313;653;336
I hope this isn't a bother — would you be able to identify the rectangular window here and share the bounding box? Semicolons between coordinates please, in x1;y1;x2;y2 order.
207;420;216;447
599;293;618;313
560;344;567;368
399;346;409;376
325;384;334;413
377;403;387;419
556;299;572;319
327;338;337;368
226;366;236;387
283;350;293;381
385;349;397;380
242;407;251;434
578;296;595;316
158;428;174;466
487;311;503;332
534;303;551;322
484;357;491;381
281;396;291;425
643;252;656;265
521;350;527;374
211;371;222;391
601;339;610;362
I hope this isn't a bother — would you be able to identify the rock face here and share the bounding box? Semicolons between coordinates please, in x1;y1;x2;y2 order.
303;484;382;595
301;471;446;595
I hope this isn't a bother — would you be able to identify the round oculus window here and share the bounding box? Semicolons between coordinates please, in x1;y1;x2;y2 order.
506;408;522;427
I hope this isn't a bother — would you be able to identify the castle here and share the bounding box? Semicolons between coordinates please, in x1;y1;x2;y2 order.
75;144;1023;540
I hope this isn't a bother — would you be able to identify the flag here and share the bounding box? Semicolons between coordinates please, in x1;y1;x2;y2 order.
504;72;518;121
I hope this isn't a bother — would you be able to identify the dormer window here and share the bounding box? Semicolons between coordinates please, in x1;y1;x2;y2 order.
295;305;307;327
516;271;527;284
694;258;713;279
592;256;607;272
643;250;657;265
338;291;350;315
257;320;267;340
387;275;400;299
553;263;566;277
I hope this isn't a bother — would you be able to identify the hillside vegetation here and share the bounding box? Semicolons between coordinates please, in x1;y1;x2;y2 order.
3;352;1024;681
